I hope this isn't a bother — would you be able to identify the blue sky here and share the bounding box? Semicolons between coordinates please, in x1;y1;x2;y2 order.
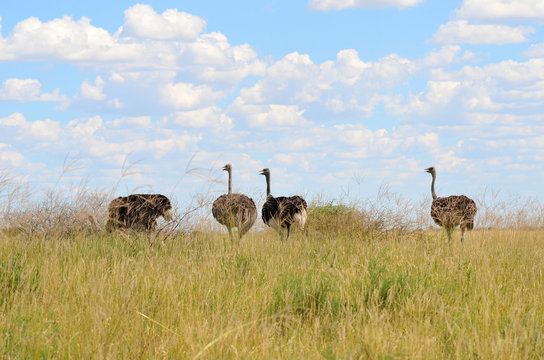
1;0;544;208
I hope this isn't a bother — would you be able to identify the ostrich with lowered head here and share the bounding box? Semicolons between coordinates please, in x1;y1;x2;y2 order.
259;168;307;241
425;166;477;242
212;164;257;244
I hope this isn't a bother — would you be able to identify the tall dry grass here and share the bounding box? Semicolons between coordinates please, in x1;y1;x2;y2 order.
1;169;544;359
1;227;543;359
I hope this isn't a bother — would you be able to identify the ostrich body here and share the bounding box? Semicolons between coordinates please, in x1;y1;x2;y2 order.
425;166;477;242
212;164;257;243
259;168;307;241
106;194;173;232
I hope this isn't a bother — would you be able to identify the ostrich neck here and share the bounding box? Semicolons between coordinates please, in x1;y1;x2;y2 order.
430;173;437;200
227;169;232;195
265;174;271;196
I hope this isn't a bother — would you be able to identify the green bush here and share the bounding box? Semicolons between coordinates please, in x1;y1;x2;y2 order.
306;201;383;238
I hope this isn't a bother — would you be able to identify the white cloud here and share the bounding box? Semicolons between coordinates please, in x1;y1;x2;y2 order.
68;116;103;138
432;20;534;45
0;7;269;121
408;80;463;115
333;124;402;158
253;104;308;128
226;50;415;125
328;124;475;177
10;114;204;164
121;4;206;40
456;0;544;22
0;9;262;89
0;78;64;102
390;57;544;144
235;50;413;105
327;49;371;85
273;153;311;172
0;112;26;126
187;32;238;66
79;76;106;100
434;151;472;173
147;134;202;159
28;119;62;140
229;102;311;129
0;112;62;140
171;106;233;131
83;130;202;162
524;43;544;58
0;149;25;167
109;116;152;128
182;33;267;84
421;45;463;67
0;15;135;62
161;82;225;110
308;0;425;11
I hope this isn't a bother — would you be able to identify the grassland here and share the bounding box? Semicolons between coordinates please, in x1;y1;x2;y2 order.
1;214;544;359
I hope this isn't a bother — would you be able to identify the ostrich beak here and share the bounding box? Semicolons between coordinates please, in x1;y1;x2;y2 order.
259;170;265;175
424;167;432;173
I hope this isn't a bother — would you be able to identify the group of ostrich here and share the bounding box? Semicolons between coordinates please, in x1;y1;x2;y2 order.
107;165;477;242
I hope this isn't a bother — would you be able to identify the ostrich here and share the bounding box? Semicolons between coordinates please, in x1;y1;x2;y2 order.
106;194;173;232
212;164;257;244
259;168;307;241
425;166;477;242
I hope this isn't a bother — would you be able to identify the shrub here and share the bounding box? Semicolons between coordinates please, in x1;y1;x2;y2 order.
305;200;382;239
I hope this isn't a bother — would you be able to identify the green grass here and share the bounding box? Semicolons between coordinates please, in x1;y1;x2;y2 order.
0;226;543;359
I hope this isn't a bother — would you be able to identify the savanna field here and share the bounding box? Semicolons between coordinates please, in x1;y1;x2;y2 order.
1;188;544;359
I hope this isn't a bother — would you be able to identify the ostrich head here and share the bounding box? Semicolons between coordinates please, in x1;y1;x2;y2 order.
222;164;232;172
425;166;436;175
157;195;173;221
259;168;270;176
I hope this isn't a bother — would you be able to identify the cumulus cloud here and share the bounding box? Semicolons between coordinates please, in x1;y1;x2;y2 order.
408;80;463;115
170;106;233;131
228;50;415;124
109;116;152;128
0;112;62;140
274;51;383;98
0;147;25;167
327;124;475;178
0;113;204;167
68;116;104;138
421;45;466;67
186;32;242;66
0;112;26;127
456;0;544;22
229;101;311;129
0;78;65;102
121;4;206;40
0;7;268;115
524;43;544;58
0;15;135;62
79;77;106;100
0;9;262;87
65;115;203;162
432;20;534;45
29;119;63;140
390;57;544;146
308;0;425;11
160;82;226;110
